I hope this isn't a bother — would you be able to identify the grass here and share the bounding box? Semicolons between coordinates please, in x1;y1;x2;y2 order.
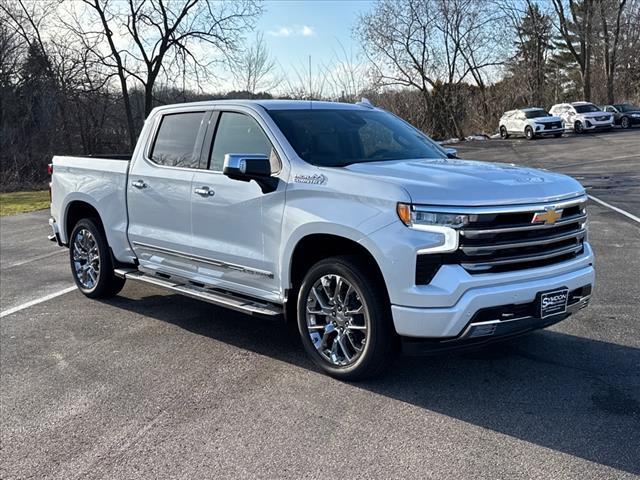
0;190;50;216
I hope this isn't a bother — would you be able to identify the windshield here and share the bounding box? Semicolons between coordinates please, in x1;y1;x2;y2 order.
525;109;550;119
574;104;600;113
266;109;444;167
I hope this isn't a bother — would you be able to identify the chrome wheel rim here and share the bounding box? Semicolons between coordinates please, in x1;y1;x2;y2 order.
622;118;629;128
72;228;100;290
305;274;369;367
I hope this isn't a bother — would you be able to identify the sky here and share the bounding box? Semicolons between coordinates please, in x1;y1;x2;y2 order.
253;0;374;84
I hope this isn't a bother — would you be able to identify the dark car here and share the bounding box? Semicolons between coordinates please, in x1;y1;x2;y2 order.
602;104;640;129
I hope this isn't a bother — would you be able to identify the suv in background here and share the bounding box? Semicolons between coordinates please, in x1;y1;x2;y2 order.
549;102;613;134
602;104;640;129
499;108;564;140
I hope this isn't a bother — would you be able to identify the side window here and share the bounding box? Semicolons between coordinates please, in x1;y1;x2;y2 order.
150;112;206;168
209;112;277;172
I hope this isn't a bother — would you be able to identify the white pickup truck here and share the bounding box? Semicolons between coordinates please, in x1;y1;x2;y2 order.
49;100;594;379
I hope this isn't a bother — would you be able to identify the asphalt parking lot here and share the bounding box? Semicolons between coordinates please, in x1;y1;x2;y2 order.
1;129;639;479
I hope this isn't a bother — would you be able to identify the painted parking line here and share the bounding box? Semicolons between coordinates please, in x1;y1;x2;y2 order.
3;250;65;269
588;194;640;224
0;286;77;318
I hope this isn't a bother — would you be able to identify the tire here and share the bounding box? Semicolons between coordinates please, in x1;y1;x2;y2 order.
525;126;535;140
574;121;584;134
499;126;509;139
69;218;125;298
296;255;397;380
621;116;630;129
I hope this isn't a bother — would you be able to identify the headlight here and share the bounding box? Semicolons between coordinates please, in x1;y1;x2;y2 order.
397;203;467;253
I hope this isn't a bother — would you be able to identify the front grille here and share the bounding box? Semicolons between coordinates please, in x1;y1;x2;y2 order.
457;198;587;274
595;115;608;121
544;122;561;130
413;197;588;283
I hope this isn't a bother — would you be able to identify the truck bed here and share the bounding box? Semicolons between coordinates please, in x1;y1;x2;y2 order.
50;155;132;262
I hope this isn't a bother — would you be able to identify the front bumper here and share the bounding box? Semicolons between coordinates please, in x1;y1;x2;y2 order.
391;261;594;338
401;292;590;354
582;120;613;130
535;127;564;136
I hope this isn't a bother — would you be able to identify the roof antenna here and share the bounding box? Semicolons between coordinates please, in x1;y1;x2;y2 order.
357;97;374;108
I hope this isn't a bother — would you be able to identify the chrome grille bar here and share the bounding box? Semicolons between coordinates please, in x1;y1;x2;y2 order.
461;213;586;238
461;228;586;254
461;244;584;271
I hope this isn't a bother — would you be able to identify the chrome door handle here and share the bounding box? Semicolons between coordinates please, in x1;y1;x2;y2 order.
131;180;147;189
194;186;215;197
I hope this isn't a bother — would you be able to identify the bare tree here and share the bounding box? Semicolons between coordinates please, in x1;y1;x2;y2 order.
356;0;504;138
231;33;279;94
552;0;596;100
598;0;628;103
66;0;261;148
322;41;370;101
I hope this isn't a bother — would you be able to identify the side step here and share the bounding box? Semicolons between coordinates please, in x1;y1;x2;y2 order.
114;268;283;317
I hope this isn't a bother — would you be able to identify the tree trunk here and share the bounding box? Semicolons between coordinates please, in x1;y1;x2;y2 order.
118;74;136;151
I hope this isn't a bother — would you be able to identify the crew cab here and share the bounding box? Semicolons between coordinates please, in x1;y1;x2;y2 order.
49;100;595;379
499;108;564;140
549;102;613;133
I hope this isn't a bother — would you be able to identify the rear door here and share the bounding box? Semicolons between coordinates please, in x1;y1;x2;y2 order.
189;108;287;301
127;108;211;276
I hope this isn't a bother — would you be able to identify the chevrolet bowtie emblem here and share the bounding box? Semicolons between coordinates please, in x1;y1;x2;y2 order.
532;208;562;225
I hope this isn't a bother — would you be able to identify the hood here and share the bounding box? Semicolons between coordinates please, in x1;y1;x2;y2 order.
533;115;562;123
343;158;585;206
578;111;611;118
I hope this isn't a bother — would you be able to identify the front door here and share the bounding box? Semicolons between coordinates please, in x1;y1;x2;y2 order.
127;109;210;276
190;109;286;302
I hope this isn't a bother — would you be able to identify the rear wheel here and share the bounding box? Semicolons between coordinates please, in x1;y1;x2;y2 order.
525;126;535;140
296;255;396;380
574;121;584;134
69;218;125;298
621;116;630;129
499;126;509;139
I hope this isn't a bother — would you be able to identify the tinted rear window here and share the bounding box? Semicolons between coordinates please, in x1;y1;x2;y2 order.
151;112;206;168
267;109;444;167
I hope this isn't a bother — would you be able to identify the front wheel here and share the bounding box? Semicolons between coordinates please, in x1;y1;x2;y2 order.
525;126;535;140
296;256;397;380
621;116;630;129
69;218;125;298
574;121;584;134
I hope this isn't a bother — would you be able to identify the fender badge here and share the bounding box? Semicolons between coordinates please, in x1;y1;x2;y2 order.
294;174;327;185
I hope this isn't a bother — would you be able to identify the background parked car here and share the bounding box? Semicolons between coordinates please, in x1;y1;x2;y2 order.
499;108;564;140
549;102;614;133
602;104;640;129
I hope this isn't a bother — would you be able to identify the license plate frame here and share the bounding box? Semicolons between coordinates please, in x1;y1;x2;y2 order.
538;288;569;319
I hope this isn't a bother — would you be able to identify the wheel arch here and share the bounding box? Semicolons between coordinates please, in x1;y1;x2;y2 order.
285;233;389;314
63;198;106;244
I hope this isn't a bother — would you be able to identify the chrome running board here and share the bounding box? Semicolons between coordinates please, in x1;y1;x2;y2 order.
114;268;283;317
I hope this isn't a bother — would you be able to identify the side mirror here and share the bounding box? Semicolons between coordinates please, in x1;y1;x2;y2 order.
443;147;458;159
223;153;278;193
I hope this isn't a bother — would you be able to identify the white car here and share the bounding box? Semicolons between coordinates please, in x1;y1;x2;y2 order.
549;102;614;134
499;108;564;140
